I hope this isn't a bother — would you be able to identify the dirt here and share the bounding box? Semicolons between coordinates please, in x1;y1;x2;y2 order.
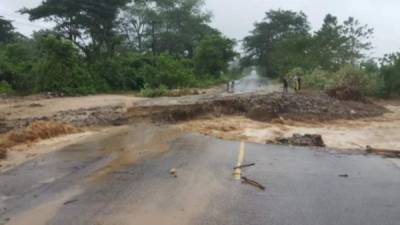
0;131;96;172
178;101;400;151
276;134;325;147
326;87;367;102
128;91;386;123
0;95;144;134
0;88;394;167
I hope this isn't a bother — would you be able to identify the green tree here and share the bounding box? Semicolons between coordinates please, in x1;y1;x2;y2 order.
22;0;130;59
242;10;311;78
119;0;215;57
0;16;16;43
310;14;346;71
193;34;236;77
342;17;374;65
310;15;373;71
380;53;400;96
0;40;38;93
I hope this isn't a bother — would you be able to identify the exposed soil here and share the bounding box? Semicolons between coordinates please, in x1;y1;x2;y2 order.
0;131;96;172
0;121;82;162
178;101;400;151
0;89;393;167
128;92;387;123
0;95;144;134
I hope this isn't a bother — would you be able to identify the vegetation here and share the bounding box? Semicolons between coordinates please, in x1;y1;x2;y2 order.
0;0;237;96
242;9;399;97
1;3;400;98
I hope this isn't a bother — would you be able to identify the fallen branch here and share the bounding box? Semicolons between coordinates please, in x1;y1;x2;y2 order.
366;146;400;158
241;176;266;191
233;163;255;170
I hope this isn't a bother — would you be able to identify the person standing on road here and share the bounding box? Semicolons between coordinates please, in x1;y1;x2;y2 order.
293;74;302;92
297;75;302;91
282;77;289;94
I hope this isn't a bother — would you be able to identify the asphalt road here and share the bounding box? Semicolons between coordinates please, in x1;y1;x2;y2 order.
1;124;400;225
231;70;280;94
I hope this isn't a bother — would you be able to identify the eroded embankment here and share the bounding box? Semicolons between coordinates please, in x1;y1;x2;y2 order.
0;105;126;134
127;92;387;123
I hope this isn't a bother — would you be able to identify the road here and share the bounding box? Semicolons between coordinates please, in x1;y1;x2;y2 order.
232;70;280;94
1;124;400;225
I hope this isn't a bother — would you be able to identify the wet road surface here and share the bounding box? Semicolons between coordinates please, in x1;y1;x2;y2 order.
1;124;400;225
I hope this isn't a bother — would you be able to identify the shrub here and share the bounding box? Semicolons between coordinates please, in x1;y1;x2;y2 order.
0;41;38;94
302;65;382;96
380;53;400;96
303;68;334;90
92;53;149;91
34;36;96;95
0;80;12;94
139;54;196;89
140;84;168;97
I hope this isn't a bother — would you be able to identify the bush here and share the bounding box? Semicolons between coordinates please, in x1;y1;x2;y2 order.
0;80;12;94
34;36;96;95
303;68;334;90
92;53;150;91
380;53;400;96
0;41;38;94
333;65;381;95
303;65;382;96
139;54;196;89
140;84;168;97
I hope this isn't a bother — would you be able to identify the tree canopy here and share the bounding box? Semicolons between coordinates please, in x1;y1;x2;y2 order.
243;10;374;77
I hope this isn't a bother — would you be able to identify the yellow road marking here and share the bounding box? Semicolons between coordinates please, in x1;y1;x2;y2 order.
234;142;245;180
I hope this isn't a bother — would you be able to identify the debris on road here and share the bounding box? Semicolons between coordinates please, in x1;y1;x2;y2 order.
276;134;325;147
63;199;79;205
241;176;266;191
339;174;349;178
366;146;400;158
0;148;6;159
169;168;178;178
28;103;43;108
0;218;10;225
234;163;256;170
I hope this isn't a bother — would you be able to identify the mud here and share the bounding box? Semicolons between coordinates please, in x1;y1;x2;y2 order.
178;102;400;151
0;105;126;134
128;92;386;123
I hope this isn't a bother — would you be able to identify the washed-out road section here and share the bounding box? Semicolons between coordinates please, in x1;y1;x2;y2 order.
0;123;400;225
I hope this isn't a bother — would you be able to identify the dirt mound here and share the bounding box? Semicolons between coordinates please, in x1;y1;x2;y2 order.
128;92;387;123
0;121;81;159
326;87;366;102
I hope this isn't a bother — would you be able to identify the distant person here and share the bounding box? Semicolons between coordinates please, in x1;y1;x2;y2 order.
226;80;235;93
282;77;288;94
293;75;302;92
297;75;302;91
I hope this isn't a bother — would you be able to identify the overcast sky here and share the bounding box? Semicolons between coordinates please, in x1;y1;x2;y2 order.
1;0;399;57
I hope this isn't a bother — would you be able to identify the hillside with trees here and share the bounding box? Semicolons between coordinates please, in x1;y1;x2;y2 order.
1;4;400;97
0;0;237;96
242;10;400;97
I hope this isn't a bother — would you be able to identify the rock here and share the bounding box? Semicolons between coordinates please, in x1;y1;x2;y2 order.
169;168;177;178
276;133;325;147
